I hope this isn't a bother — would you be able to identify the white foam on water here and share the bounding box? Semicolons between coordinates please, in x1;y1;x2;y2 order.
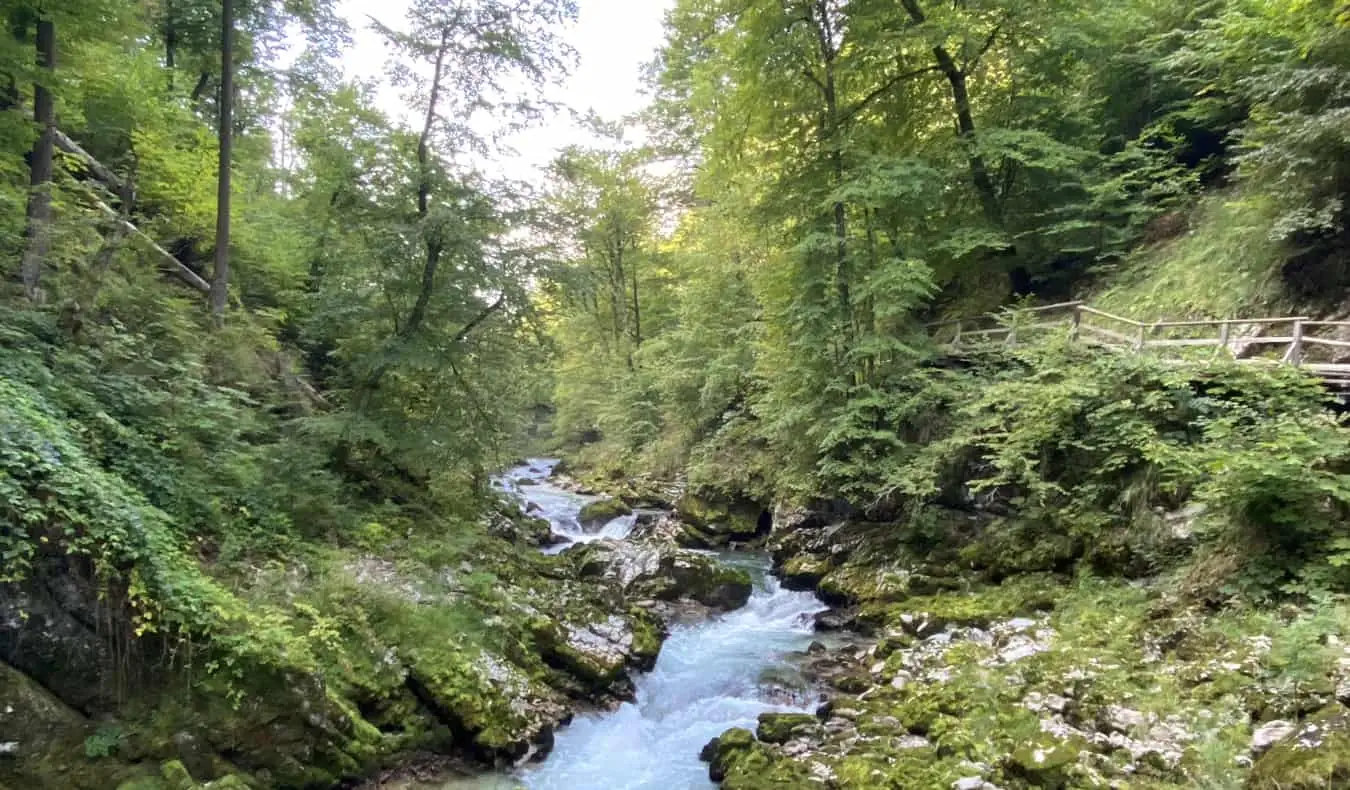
491;460;827;790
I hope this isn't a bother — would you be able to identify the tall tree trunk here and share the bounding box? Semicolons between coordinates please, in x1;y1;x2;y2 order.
809;1;853;352
210;0;234;321
20;18;55;303
900;0;1003;228
403;28;449;340
630;251;641;350
165;0;177;90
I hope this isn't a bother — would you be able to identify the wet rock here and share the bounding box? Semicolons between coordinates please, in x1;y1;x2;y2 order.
756;666;812;706
577;498;633;529
0;572;116;713
756;712;819;744
705;727;756;782
568;540;752;611
813;609;856;632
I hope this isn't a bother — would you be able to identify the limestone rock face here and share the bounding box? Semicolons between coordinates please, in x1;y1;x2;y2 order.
0;661;87;771
674;493;769;548
570;539;752;611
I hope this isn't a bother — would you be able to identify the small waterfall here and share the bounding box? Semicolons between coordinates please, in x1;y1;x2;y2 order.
494;460;827;790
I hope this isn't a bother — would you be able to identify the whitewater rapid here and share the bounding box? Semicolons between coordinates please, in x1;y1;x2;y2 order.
482;461;828;790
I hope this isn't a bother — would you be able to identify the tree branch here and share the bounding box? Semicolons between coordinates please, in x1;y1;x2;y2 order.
837;64;943;127
966;25;1001;72
454;294;507;345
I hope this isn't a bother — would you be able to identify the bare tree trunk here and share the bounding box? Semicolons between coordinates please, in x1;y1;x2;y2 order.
210;0;234;321
20;18;55;302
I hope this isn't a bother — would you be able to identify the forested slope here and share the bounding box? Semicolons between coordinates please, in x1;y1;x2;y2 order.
7;0;1350;788
542;3;1350;786
549;0;1350;521
0;2;673;789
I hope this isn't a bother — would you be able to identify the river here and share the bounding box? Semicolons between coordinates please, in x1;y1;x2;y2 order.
439;460;827;790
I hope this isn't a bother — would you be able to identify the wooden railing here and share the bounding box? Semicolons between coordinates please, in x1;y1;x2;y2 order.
929;302;1350;388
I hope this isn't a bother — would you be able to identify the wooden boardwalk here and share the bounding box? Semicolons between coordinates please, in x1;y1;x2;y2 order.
929;301;1350;389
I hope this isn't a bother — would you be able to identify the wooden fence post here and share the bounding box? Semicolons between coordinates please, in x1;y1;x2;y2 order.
1217;321;1231;358
1070;305;1081;342
1134;324;1146;352
1286;319;1305;366
954;320;962;346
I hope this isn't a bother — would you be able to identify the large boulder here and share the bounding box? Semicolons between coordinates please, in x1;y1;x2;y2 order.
577;498;633;529
570;540;752;611
675;493;770;548
529;609;663;694
483;506;559;548
0;571;117;714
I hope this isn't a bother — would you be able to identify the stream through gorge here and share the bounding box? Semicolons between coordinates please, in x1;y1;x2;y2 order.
434;460;829;790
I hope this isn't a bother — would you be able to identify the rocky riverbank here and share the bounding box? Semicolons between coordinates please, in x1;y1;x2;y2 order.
0;464;759;790
695;510;1350;789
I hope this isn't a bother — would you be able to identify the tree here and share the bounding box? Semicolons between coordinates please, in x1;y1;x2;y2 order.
210;0;233;320
18;14;53;301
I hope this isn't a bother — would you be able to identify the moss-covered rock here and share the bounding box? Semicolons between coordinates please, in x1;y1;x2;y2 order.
1247;705;1350;789
755;713;818;744
0;661;87;759
702;727;756;782
1006;733;1092;789
568;540;752;611
577;499;633;528
675;493;768;547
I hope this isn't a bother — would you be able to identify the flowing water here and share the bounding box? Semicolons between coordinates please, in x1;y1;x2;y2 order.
474;460;827;790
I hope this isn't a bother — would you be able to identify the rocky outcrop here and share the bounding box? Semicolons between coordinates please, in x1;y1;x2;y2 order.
674;493;771;549
577;498;633;529
709;503;1350;790
570;540;753;611
1247;704;1350;789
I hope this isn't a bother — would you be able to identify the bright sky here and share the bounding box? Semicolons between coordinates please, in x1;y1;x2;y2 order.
336;0;675;183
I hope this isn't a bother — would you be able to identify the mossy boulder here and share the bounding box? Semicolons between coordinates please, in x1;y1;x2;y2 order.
779;555;833;592
675;493;768;547
0;661;87;760
702;727;756;782
756;712;819;744
1006;733;1092;789
1247;705;1350;789
577;498;633;529
528;611;660;693
569;540;752;611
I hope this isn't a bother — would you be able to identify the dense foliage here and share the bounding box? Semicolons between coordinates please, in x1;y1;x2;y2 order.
0;0;575;763
548;0;1350;516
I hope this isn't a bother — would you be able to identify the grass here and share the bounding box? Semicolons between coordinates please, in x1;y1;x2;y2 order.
1093;189;1291;320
